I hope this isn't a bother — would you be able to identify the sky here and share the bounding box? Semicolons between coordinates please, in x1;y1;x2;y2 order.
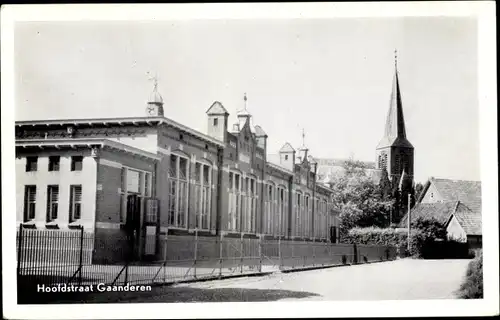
14;17;479;183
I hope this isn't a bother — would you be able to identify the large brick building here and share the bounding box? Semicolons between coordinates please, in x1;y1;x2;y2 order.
16;86;339;262
16;58;412;263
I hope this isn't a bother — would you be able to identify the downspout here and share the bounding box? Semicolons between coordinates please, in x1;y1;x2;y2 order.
215;146;223;236
312;166;317;241
259;136;267;235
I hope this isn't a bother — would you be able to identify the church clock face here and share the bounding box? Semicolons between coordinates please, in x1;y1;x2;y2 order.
146;105;156;116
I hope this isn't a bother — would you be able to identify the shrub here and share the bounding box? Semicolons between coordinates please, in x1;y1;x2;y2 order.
456;250;483;299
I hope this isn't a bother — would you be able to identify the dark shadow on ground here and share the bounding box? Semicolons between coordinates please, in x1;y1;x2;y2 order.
19;285;320;304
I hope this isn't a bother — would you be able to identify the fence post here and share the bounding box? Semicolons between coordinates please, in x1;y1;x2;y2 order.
258;235;262;273
278;236;282;270
219;233;223;279
78;226;84;285
194;229;198;279
240;234;244;274
17;224;23;277
163;230;168;282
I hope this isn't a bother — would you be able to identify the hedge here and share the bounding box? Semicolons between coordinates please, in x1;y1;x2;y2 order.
456;249;483;299
341;227;468;258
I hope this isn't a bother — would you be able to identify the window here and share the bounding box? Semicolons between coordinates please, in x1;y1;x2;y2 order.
26;157;38;172
305;196;310;237
46;185;59;222
71;156;83;171
48;156;60;171
213;118;218;126
394;155;401;174
180;133;184;140
119;168;152;223
194;162;211;230
168;155;189;228
228;172;242;232
285;155;288;161
69;185;82;222
24;185;36;222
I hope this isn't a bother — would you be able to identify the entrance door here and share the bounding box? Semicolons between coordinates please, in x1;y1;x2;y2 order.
143;199;159;258
126;194;142;260
330;226;337;244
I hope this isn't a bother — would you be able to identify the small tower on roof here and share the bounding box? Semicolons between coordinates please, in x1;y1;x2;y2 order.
234;93;253;132
206;101;229;143
297;128;309;164
145;74;164;117
376;50;414;182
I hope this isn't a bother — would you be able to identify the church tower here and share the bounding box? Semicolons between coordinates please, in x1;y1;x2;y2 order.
376;51;414;182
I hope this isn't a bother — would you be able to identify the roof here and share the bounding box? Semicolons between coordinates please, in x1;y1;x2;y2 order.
419;178;482;213
254;125;267;137
16;138;161;160
148;91;163;104
399;201;482;236
266;154;281;166
453;206;482;236
206;101;229;115
316;158;376;169
279;142;295;153
399;201;460;227
267;161;294;176
15;116;225;148
376;69;414;149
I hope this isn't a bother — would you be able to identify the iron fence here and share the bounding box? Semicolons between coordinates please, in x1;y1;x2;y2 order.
16;225;398;289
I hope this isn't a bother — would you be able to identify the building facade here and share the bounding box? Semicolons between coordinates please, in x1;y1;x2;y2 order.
15;90;339;263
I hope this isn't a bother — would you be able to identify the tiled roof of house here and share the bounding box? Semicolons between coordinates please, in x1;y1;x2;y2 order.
399;201;459;227
454;205;482;236
399;201;482;236
425;178;482;214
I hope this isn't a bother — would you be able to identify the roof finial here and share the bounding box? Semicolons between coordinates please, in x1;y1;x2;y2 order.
394;48;398;70
243;92;248;110
148;72;159;92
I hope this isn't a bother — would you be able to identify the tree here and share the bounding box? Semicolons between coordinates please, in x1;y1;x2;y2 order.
331;158;393;239
414;182;424;201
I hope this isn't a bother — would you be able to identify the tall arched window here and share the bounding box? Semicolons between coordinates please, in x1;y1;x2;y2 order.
242;176;257;233
228;172;242;232
304;195;310;238
194;162;212;230
168;154;189;228
295;192;302;237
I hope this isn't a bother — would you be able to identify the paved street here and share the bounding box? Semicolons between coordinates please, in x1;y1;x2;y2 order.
69;258;471;303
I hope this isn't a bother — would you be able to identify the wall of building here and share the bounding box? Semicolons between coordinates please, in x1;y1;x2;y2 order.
446;215;467;242
108;130;158;154
420;182;443;203
16;150;97;230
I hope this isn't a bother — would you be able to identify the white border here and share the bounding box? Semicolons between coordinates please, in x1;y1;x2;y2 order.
2;2;498;319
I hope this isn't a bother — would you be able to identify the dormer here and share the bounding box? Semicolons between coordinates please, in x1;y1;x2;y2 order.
206;101;229;143
279;142;295;172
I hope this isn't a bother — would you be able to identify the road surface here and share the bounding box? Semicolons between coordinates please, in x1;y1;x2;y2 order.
47;258;471;303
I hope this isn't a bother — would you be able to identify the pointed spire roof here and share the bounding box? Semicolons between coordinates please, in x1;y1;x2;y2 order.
206;101;229;115
279;142;295;153
377;51;413;149
148;77;163;104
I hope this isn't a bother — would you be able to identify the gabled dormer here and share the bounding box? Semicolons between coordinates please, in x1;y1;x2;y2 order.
206;101;229;143
236;117;254;165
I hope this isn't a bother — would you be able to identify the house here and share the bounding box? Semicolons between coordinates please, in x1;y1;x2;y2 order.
400;177;482;248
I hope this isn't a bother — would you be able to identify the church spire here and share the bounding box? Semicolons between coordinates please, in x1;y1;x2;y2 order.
376;50;413;149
